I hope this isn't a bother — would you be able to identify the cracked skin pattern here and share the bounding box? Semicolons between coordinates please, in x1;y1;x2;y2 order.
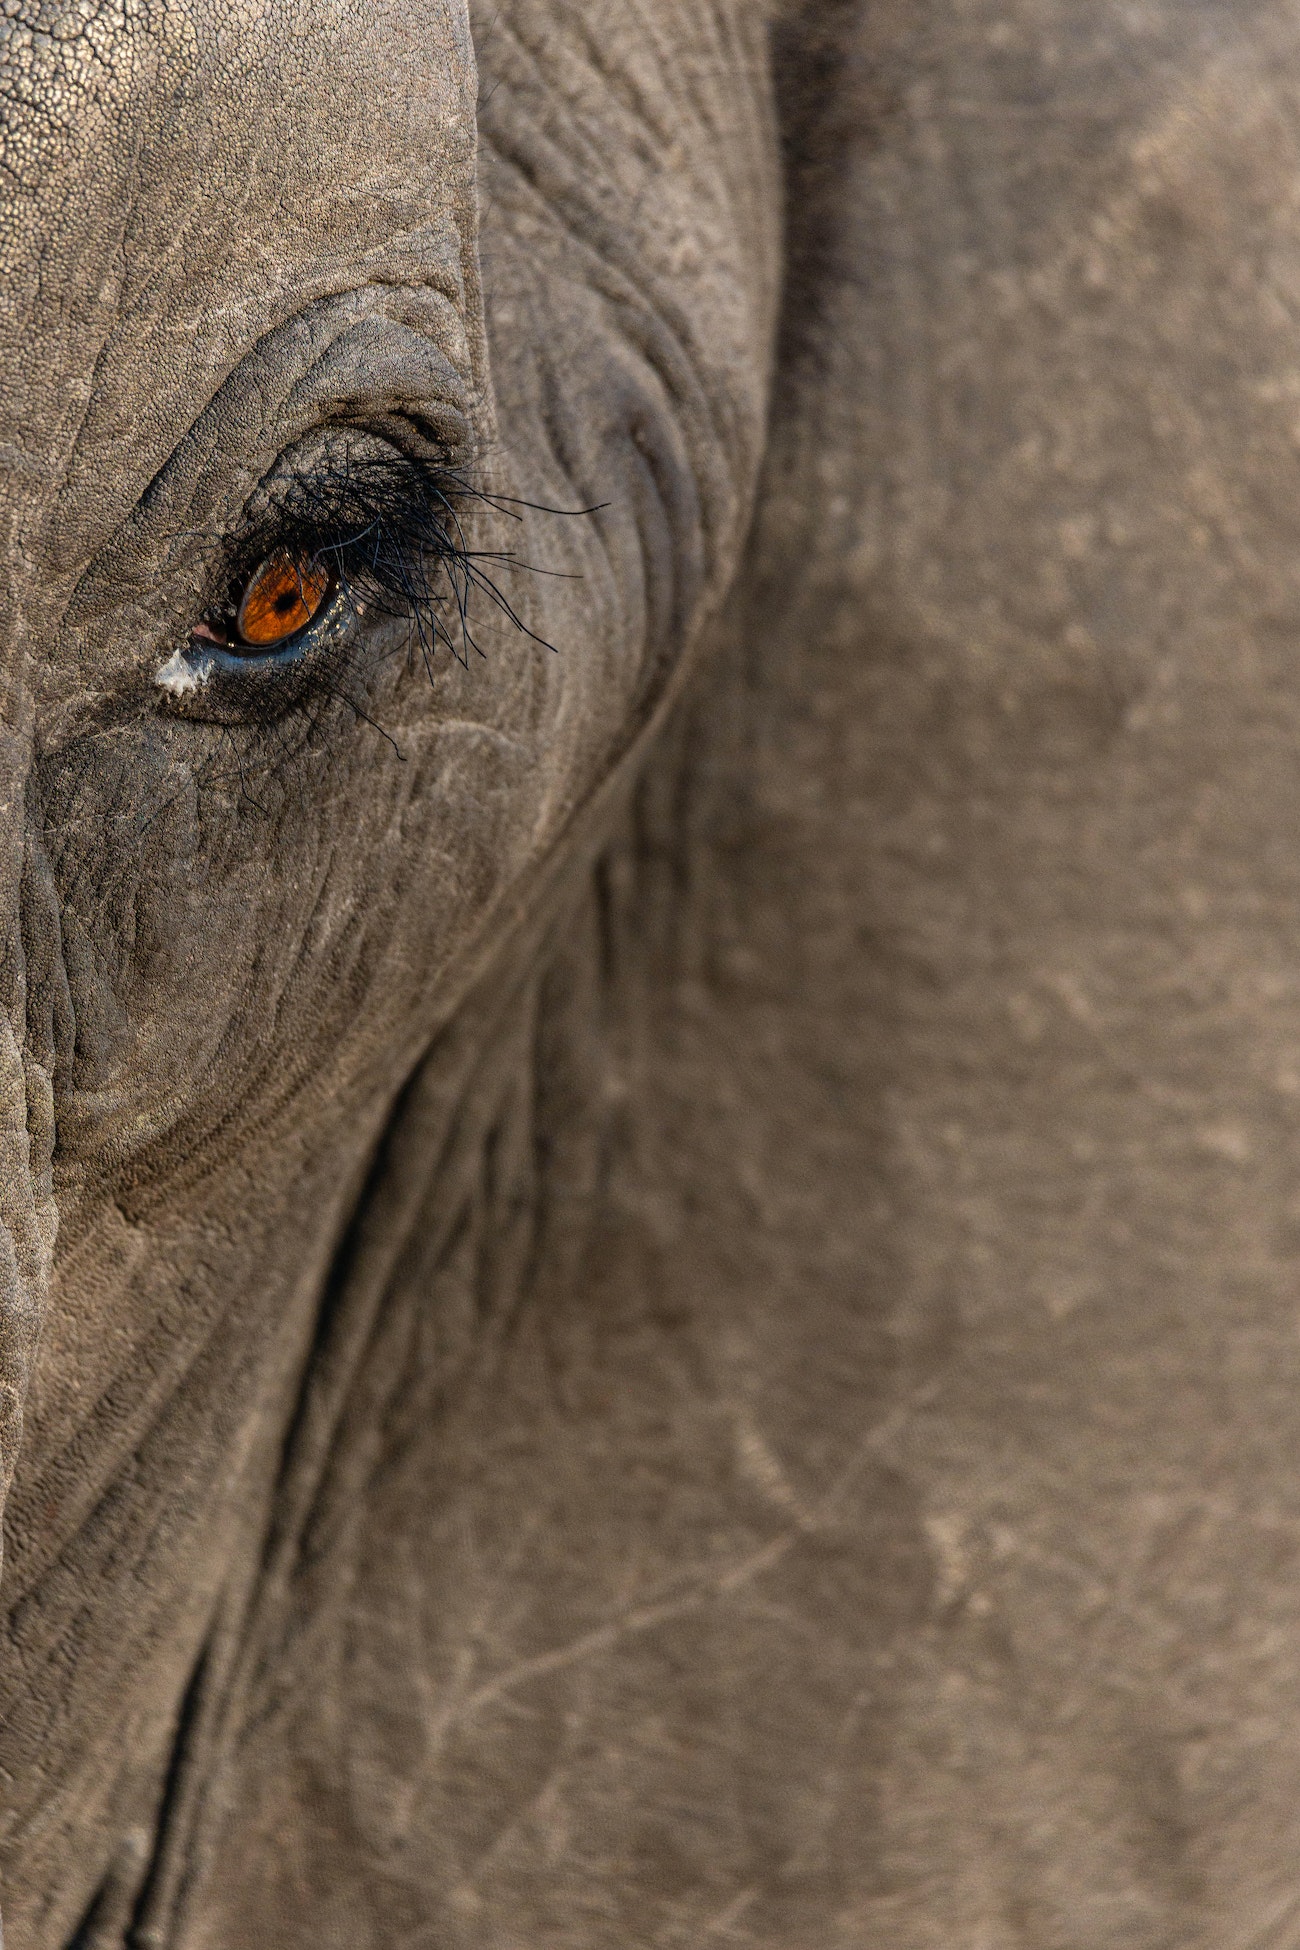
2;0;1300;1943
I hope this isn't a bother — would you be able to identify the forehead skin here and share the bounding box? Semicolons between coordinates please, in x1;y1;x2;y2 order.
0;0;480;588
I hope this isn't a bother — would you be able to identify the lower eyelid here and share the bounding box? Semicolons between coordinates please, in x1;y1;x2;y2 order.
155;581;353;706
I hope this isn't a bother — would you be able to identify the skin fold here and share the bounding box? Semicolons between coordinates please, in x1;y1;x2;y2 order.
2;0;1300;1944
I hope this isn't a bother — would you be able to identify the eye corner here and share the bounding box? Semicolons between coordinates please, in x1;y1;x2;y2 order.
154;644;214;698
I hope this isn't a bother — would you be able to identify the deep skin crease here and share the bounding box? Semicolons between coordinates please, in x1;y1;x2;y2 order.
7;1;1300;1946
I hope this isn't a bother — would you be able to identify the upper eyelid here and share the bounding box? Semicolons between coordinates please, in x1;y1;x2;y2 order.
210;434;451;559
61;301;474;635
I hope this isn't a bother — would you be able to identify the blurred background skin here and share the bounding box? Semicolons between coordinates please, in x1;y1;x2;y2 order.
672;2;1300;1940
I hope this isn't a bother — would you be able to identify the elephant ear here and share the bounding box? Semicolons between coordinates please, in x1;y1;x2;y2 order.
707;0;1300;1942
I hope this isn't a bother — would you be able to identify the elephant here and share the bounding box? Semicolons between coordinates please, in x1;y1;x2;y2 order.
4;0;1300;1941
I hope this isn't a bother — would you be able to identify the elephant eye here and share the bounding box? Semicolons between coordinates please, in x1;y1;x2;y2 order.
156;439;582;719
227;550;333;650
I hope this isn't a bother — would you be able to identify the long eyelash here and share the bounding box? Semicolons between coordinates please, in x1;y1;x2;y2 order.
213;442;596;678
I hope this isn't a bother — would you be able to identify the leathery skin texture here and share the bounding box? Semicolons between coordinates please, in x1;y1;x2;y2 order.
3;0;1300;1943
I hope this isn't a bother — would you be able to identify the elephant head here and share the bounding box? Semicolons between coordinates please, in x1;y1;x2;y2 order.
0;1;778;1938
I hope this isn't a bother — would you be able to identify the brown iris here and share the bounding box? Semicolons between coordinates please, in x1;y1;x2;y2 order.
233;550;331;648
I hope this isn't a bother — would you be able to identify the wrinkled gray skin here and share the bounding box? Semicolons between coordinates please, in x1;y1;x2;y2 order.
1;0;1299;1943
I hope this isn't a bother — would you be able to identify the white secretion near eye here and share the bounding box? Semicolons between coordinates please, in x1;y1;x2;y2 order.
154;646;211;696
